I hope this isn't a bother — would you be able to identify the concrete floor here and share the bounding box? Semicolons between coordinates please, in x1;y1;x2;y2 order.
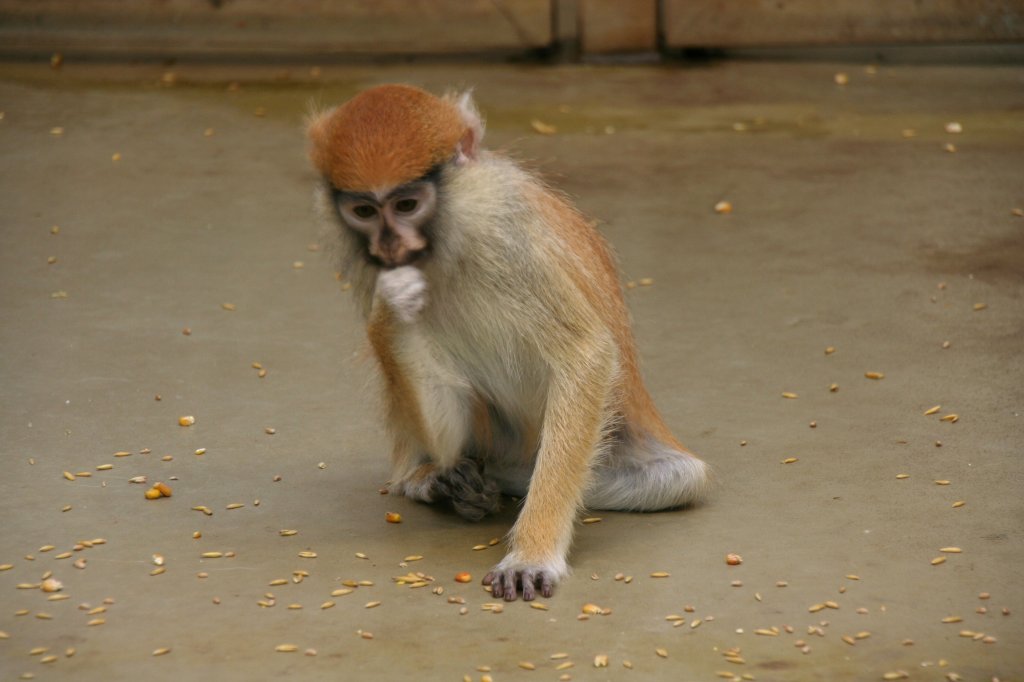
1;56;1022;681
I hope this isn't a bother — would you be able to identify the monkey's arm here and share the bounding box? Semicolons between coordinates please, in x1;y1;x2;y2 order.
368;287;502;520
368;266;442;488
484;329;616;600
366;302;434;491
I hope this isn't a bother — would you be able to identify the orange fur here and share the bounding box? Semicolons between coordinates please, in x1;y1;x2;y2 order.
528;186;688;452
366;306;432;469
309;85;466;192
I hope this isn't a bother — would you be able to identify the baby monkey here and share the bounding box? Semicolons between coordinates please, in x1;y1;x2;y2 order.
309;85;709;601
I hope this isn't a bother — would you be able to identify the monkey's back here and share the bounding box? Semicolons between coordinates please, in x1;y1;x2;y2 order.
425;154;683;453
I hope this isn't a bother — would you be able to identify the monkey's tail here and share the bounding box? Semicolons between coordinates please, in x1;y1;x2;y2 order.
583;433;710;512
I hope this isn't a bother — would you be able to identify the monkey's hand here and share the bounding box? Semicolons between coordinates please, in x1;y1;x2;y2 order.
376;266;427;324
483;555;561;602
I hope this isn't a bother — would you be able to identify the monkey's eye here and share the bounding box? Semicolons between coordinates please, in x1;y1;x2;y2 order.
352;205;377;219
394;199;418;214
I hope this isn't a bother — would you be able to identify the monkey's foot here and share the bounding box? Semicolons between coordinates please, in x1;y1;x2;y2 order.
432;459;500;521
390;463;441;503
483;564;556;602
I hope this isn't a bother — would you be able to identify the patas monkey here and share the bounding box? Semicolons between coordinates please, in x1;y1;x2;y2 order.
309;84;708;601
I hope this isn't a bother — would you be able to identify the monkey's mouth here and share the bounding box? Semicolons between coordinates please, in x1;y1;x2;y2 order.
372;247;429;270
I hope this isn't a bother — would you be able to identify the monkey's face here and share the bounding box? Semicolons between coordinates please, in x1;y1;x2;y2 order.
334;178;437;269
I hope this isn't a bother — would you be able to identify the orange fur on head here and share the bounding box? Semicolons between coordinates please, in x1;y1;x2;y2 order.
309;84;467;192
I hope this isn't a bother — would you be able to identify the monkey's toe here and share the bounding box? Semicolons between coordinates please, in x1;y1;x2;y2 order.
483;569;516;601
434;459;501;521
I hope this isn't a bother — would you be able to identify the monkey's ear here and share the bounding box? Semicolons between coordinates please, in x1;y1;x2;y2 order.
305;106;333;174
449;90;485;164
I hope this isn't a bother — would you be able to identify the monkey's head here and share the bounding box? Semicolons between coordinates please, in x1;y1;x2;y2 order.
309;84;483;269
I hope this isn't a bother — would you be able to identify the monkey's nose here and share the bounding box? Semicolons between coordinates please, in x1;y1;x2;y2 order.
374;228;426;268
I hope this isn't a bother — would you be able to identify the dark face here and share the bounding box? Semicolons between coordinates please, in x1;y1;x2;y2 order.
334;179;438;268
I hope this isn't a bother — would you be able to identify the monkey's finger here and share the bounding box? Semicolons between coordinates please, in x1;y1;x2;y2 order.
520;570;537;601
483;570;516;601
483;570;506;600
499;570;519;601
538;573;554;599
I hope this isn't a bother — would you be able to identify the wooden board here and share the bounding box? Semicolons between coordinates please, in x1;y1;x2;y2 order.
663;0;1024;47
0;0;553;56
579;0;658;54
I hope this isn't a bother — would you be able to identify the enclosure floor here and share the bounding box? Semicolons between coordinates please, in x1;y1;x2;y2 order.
1;57;1022;681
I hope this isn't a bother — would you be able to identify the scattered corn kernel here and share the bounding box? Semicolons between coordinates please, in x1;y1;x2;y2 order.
531;119;557;135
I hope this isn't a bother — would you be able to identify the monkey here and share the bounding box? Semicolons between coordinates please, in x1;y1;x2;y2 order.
308;84;709;601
